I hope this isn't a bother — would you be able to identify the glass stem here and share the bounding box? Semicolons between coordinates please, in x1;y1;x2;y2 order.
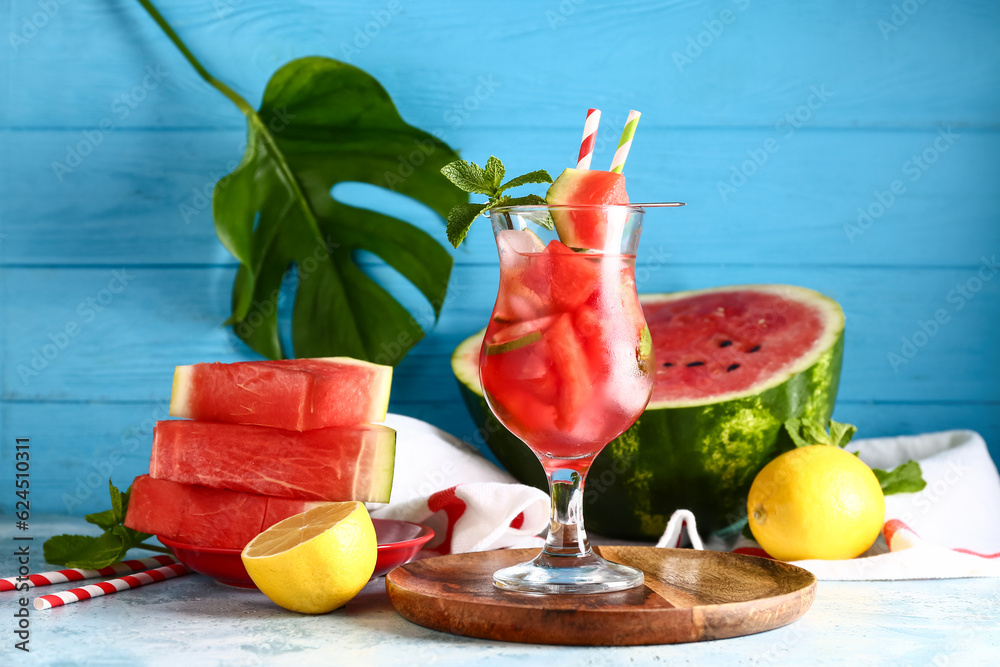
542;467;592;558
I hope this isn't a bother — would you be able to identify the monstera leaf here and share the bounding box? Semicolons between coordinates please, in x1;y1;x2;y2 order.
139;1;463;361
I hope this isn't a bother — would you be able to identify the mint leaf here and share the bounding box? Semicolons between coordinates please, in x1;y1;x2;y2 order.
441;160;495;196
502;195;555;230
109;480;126;523
44;533;130;570
503;194;547;206
85;509;117;531
873;460;927;495
446;203;489;248
784;417;856;448
499;170;552;193
829;421;858;449
784;417;813;448
441;158;553;247
43;480;169;569
483;156;505;191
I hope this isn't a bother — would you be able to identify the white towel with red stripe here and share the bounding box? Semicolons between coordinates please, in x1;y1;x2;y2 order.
715;430;1000;580
371;417;1000;580
369;415;549;555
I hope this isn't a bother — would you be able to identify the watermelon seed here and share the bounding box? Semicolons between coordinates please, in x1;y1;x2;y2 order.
748;345;761;353
686;361;704;367
719;340;732;347
662;362;674;367
727;363;740;372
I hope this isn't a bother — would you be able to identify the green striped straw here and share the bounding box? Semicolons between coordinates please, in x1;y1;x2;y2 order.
609;110;641;174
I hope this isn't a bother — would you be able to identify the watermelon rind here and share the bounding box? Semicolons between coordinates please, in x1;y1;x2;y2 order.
328;357;394;423
169;364;193;417
368;425;397;504
451;284;844;539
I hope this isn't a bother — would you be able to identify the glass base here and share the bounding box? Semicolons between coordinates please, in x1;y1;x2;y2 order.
493;550;644;594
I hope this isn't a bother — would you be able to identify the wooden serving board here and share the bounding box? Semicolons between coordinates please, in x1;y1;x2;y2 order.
386;546;816;646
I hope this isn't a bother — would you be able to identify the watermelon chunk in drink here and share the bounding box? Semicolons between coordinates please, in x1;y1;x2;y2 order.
150;420;395;502
124;475;321;549
522;240;600;312
169;357;392;431
545;314;592;430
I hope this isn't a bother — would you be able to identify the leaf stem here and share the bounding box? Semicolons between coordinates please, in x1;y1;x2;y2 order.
137;542;174;556
134;0;255;116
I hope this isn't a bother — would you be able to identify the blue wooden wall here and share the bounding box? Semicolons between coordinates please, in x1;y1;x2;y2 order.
2;0;998;515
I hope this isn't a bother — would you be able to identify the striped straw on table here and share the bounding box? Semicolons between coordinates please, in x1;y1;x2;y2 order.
33;562;190;610
0;555;177;592
609;110;641;174
576;108;601;170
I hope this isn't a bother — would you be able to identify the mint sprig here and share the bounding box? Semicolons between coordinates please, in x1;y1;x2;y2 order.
872;460;927;495
783;417;927;496
785;417;857;449
440;156;553;248
43;481;171;569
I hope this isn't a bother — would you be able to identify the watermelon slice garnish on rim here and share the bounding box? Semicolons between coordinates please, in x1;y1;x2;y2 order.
546;168;629;250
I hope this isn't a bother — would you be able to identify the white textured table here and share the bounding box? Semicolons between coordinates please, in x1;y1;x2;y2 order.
4;517;1000;666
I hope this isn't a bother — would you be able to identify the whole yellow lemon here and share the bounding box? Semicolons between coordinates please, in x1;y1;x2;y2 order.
747;445;885;561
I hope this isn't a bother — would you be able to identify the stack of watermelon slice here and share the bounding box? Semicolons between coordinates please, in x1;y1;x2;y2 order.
124;358;395;549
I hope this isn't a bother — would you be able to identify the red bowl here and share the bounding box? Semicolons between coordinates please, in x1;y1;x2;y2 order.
159;518;434;589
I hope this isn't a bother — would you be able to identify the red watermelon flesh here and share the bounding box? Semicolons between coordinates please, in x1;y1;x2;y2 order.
522;240;601;311
169;357;392;431
546;168;629;249
150;420;395;502
643;287;829;405
124;475;319;549
545;313;591;429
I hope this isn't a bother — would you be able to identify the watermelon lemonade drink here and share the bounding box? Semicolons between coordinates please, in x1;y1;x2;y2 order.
481;225;652;466
482;204;653;594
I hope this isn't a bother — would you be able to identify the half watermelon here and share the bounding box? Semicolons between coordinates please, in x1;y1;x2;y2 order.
452;284;845;539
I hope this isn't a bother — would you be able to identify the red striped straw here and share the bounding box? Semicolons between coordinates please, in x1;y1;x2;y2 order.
33;563;190;610
1;555;177;592
576;108;601;170
609;109;641;174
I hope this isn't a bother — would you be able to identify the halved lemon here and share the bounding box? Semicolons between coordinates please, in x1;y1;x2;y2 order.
241;501;377;614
